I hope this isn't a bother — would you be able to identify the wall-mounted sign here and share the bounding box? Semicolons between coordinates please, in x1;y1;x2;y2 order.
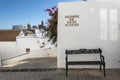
65;15;79;27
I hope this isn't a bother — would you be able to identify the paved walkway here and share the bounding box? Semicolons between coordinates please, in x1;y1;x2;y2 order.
2;57;57;68
0;69;120;80
0;57;120;80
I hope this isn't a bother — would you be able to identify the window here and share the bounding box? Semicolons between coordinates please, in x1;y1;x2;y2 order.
100;9;108;40
109;9;118;41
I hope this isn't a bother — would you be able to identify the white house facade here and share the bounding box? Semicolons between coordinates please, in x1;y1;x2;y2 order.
58;0;120;68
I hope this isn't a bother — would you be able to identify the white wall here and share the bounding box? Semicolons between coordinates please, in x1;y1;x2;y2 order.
97;0;119;2
0;42;16;60
0;38;41;61
58;1;120;68
16;37;40;54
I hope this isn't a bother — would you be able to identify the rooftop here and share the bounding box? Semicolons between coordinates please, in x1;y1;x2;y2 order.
0;30;20;41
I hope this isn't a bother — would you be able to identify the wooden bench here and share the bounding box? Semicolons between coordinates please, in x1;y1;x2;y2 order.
65;48;106;77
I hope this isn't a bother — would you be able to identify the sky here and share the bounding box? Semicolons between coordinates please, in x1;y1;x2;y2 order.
0;0;81;29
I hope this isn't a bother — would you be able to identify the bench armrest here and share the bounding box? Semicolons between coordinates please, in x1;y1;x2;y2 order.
100;55;105;62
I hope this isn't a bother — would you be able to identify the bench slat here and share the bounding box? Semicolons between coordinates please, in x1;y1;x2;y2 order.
66;48;101;54
67;61;104;65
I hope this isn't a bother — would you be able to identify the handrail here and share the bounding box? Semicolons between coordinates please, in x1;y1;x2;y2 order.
1;52;29;62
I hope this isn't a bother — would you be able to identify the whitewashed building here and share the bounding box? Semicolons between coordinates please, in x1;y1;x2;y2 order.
0;30;40;61
0;29;52;66
0;30;21;64
35;28;47;38
58;0;120;68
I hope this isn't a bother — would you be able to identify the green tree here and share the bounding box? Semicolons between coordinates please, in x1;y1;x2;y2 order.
45;6;58;44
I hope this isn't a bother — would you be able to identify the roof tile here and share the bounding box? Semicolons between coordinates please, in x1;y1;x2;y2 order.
0;30;20;41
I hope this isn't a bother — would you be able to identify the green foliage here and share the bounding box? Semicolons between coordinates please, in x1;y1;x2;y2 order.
45;6;58;44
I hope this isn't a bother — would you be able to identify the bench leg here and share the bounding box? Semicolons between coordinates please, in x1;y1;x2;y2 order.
66;64;68;77
100;64;102;71
103;64;106;77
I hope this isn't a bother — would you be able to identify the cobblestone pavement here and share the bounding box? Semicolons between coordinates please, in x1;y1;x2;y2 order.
0;69;120;80
0;57;120;80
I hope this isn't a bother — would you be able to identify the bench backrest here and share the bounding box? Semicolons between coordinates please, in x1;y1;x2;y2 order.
66;48;102;55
